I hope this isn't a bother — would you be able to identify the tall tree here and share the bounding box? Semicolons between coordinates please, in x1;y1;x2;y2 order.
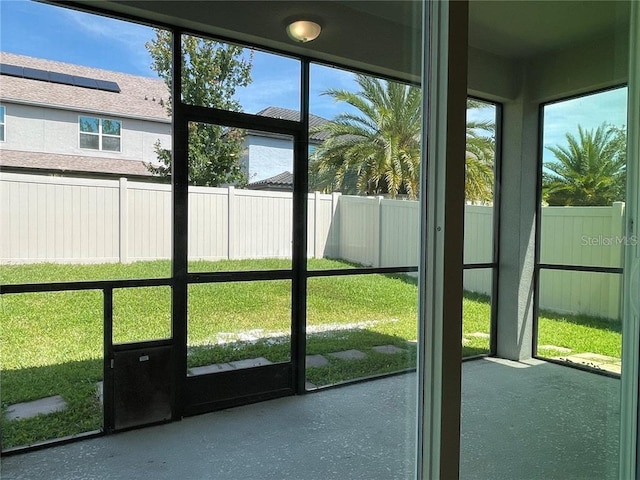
309;75;422;199
543;123;626;206
309;78;496;201
145;31;252;186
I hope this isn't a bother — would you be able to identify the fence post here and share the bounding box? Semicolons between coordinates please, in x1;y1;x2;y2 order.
314;191;321;258
331;192;341;258
119;177;128;263
228;186;235;260
610;201;625;319
376;196;384;268
611;202;625;266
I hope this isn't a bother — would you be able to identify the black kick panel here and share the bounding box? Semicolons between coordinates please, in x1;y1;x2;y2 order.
112;345;172;430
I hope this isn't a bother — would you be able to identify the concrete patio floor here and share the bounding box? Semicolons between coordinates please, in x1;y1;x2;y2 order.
1;358;620;480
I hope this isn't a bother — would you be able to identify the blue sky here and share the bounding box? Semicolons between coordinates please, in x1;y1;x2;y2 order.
0;0;358;120
0;1;155;76
1;0;628;152
542;87;628;163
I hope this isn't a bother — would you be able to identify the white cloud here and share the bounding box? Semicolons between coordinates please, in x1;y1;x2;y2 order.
233;55;362;119
235;74;300;114
233;50;301;114
60;9;157;77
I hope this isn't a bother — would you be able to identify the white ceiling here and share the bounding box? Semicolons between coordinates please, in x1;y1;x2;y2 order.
60;0;630;82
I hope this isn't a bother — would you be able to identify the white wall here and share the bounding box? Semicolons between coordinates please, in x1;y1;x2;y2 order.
0;103;171;163
241;134;293;182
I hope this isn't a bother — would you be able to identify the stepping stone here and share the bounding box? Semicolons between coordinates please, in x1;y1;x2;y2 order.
6;395;67;421
468;332;490;339
188;357;273;375
328;349;367;361
229;357;272;369
306;354;329;368
188;363;235;376
372;345;406;354
539;344;572;354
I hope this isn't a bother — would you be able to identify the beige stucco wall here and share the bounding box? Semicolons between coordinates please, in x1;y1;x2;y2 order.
0;102;171;163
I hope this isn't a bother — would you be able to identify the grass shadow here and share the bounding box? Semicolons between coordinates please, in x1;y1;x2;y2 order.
538;309;621;334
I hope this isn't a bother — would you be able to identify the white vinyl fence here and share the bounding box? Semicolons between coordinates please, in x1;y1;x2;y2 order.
0;172;625;319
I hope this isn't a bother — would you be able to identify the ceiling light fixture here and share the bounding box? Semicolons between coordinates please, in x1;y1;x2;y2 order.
286;20;322;43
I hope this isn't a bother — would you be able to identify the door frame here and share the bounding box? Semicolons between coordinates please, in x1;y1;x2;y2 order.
169;43;309;416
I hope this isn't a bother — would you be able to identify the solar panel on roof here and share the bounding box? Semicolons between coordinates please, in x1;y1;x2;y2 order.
72;76;99;89
0;64;23;77
0;63;120;94
23;67;50;82
95;79;121;93
49;71;74;85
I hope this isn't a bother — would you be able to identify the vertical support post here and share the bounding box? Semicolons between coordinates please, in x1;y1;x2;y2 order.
490;106;504;356
496;95;539;362
620;2;640;477
171;30;188;421
119;177;128;264
292;59;310;395
103;287;114;433
418;1;467;479
228;186;235;260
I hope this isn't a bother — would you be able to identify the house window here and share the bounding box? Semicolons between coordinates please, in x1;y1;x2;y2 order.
79;116;121;151
0;105;5;142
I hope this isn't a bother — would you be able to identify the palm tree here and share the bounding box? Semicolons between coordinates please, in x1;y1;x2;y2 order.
543;123;626;206
465;99;495;203
309;77;496;201
309;75;421;199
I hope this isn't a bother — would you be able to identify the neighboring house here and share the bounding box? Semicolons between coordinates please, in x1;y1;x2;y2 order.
243;106;329;188
247;171;294;191
0;53;330;186
0;52;171;180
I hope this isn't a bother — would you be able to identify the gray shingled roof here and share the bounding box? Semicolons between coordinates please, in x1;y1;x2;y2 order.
0;52;169;121
0;149;155;178
256;106;330;142
247;171;293;189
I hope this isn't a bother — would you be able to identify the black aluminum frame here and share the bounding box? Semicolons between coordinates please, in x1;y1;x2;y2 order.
0;276;174;454
0;6;504;453
174;49;425;403
176;55;305;412
462;97;502;360
0;31;423;456
533;86;628;376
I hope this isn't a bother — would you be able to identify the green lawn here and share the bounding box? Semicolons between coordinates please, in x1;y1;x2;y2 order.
0;258;621;448
537;311;622;359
